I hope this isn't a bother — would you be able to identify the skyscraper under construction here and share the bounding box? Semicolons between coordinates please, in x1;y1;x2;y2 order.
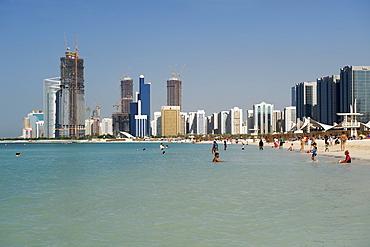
112;76;133;136
55;46;86;138
167;77;182;110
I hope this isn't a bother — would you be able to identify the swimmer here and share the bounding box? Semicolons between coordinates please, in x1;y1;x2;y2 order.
16;153;21;156
162;151;166;154
338;150;351;163
287;143;294;151
212;152;223;162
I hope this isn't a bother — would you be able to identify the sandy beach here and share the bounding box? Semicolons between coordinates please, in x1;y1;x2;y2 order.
277;139;370;163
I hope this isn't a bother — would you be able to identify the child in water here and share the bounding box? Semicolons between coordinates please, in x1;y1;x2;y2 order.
311;142;318;161
339;150;351;163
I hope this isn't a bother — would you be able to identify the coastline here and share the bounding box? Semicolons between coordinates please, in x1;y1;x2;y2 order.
2;138;369;162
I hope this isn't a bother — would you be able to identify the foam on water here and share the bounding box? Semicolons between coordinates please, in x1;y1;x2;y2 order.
1;143;370;246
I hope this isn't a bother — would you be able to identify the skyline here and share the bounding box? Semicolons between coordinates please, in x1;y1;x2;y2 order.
1;0;370;138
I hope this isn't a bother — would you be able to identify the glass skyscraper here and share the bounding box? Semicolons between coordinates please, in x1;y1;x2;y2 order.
129;75;151;137
43;77;61;138
340;66;370;123
317;75;340;125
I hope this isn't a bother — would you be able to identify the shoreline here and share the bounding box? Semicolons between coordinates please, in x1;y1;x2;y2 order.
2;138;369;163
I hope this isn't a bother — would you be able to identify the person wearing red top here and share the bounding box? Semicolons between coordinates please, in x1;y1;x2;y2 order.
339;150;351;163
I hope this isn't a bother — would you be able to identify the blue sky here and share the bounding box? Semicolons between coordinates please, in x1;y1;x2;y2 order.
1;0;370;138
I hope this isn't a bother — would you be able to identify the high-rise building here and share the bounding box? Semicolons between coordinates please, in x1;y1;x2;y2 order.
284;106;296;132
112;77;133;136
22;110;44;138
129;75;151;136
55;47;86;137
196;110;206;135
43;77;61;138
294;81;317;121
273;110;284;133
218;111;229;134
187;112;197;134
161;106;180;136
229;107;243;134
253;102;274;134
340;66;370;123
151;111;162;136
317;75;340;125
100;118;113;135
167;77;182;109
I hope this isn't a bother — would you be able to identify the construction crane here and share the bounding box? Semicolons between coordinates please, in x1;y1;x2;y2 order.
113;104;123;113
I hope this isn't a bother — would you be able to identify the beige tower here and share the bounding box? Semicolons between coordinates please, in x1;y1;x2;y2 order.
161;106;180;136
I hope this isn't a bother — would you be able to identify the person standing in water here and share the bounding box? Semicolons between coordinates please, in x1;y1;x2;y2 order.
224;140;227;150
259;139;264;150
212;141;218;154
212;152;223;162
311;142;318;161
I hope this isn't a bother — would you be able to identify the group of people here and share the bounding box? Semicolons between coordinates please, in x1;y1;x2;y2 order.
211;134;352;163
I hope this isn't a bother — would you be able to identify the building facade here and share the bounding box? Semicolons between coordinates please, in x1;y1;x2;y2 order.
55;48;86;137
317;75;340;125
253;102;274;134
167;77;182;110
340;66;370;123
43;77;61;138
161;106;181;136
284;106;296;132
129;75;151;137
294;81;317;121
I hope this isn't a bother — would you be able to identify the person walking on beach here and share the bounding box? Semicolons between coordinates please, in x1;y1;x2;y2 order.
340;132;348;151
259;139;264;150
339;150;351;163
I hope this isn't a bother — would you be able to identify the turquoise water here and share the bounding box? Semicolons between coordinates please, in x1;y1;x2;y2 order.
1;142;370;246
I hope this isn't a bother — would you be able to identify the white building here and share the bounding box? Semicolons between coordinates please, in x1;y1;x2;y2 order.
85;119;94;136
22;110;44;138
253;102;274;134
218;111;229;134
151;111;162;136
229;107;243;134
187;112;197;134
284;106;296;132
43;77;61;138
196;110;206;135
100;118;113;135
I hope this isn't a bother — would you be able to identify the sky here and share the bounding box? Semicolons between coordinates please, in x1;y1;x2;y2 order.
1;0;370;138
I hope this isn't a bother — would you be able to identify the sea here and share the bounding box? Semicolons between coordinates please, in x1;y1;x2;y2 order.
1;142;370;246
